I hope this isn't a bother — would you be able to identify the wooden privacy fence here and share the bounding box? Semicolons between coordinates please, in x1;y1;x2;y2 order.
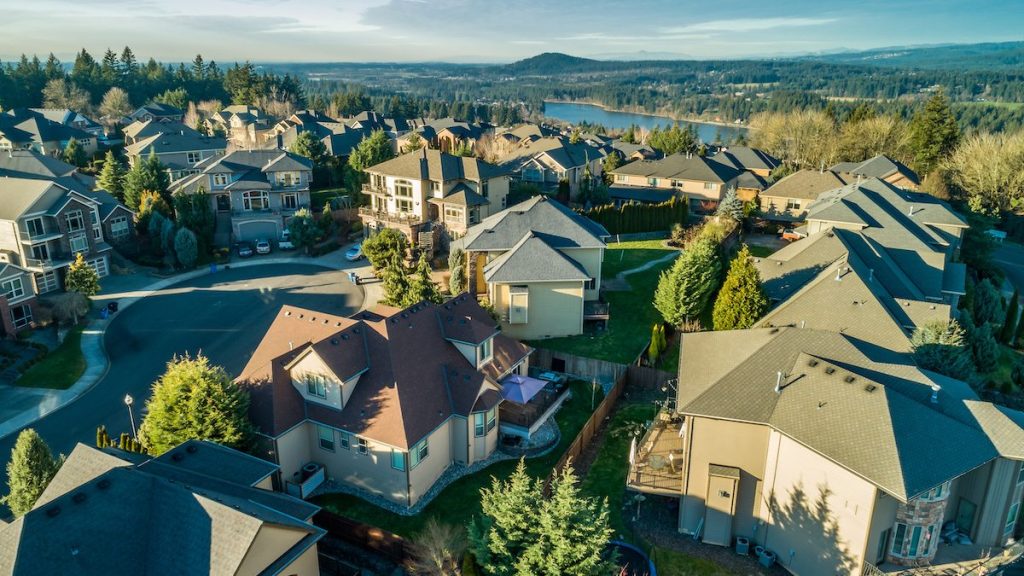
313;509;409;564
625;364;676;391
531;347;629;383
544;370;628;493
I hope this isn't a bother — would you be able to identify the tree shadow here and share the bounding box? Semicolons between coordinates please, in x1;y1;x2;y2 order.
765;481;859;575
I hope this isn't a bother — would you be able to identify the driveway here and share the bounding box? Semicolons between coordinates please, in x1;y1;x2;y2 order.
995;241;1024;295
0;263;362;483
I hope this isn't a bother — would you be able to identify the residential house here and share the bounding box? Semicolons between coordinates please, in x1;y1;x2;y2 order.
360;148;511;243
126;102;184;124
452;196;609;340
0;109;98;158
830;154;920;190
0;150;137;249
499;136;607;195
609;139;659;162
397;118;493;154
497;123;559;145
122;120;197;146
28;108;104;137
238;297;532;508
627;325;1024;575
758;170;849;222
608;153;749;211
0;263;39;336
171;150;313;243
708;146;781;179
343;111;411;140
124;129;227;182
0;440;324;575
209;105;275;147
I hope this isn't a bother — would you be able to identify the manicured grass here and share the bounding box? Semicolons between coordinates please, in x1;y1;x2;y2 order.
580;403;655;539
746;244;776;259
310;187;349;210
602;240;676;279
660;341;680;374
649;547;737;576
15;326;86;389
534;257;674;363
314;380;604;537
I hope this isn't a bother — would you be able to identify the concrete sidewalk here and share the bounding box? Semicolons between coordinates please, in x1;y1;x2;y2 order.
0;247;376;440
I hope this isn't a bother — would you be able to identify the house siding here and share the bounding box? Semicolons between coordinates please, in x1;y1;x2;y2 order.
490;281;584;340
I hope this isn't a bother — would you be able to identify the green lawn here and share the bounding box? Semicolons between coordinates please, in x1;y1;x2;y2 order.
310;187;349;210
602;240;676;279
746;244;776;259
649;547;737;576
15;325;86;389
314;380;604;537
532;249;675;364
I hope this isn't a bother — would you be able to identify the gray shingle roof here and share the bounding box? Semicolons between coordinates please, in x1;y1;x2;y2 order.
708;146;780;173
763;169;848;201
610;153;741;183
484;232;591;283
123;131;226;157
830;154;919;185
146;439;278;488
457;196;608;252
428;183;489;207
367;148;508;182
678;328;1000;502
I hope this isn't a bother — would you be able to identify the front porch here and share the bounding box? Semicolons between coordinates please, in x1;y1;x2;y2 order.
627;412;685;496
869;541;1023;575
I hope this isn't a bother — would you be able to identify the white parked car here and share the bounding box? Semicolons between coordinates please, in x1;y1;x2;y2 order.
278;230;295;250
255;239;272;255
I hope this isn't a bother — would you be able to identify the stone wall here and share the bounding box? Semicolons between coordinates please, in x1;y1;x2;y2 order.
886;495;948;565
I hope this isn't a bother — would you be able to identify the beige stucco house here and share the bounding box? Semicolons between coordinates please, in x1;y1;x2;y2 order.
830;154;920;190
758;169;848;222
0;108;98;158
123;128;227;182
452;196;609;340
360;148;511;244
0;440;324;576
238;296;532;509
609;153;749;211
498;136;607;195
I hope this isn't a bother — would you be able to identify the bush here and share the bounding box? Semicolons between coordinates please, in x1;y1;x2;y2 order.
584;196;689;235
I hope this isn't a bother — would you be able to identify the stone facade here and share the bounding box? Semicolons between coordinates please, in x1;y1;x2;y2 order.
886;493;948;565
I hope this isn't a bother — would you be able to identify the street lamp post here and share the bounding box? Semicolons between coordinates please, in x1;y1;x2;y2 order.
124;394;137;439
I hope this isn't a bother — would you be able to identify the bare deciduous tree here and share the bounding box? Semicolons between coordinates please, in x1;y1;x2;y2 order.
405;519;466;576
944;131;1024;216
749;110;837;170
99;87;132;127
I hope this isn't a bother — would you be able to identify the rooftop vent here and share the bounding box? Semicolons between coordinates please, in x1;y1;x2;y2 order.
186;444;198;454
353;327;361;334
864;384;877;393
824;367;836;375
401;313;408;319
97;479;111;490
330;338;339;345
72;492;87;504
808;359;819;367
284;310;292;316
46;506;61;518
844;375;855;384
336;322;342;327
341;334;350;340
172;452;184;462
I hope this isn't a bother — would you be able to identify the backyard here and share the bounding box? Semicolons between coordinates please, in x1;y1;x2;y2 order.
315;379;604;537
529;240;678;364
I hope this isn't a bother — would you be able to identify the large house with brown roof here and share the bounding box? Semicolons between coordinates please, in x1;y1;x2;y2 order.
238;296;532;508
498;136;607;195
759;169;849;222
0;440;324;576
608;152;763;212
360;148;511;245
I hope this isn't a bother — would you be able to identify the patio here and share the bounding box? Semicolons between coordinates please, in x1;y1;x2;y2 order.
871;541;1023;575
627;412;686;496
499;374;571;434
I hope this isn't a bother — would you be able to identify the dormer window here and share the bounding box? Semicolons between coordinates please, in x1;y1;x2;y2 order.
213;174;229;186
478;337;493;366
304;374;327;398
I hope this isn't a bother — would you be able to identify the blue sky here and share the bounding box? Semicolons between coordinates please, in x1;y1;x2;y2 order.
1;0;1021;63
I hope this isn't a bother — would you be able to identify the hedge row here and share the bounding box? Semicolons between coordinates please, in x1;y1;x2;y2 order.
583;197;689;235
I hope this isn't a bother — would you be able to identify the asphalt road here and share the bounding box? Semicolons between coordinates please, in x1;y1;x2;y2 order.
995;242;1024;294
0;263;361;481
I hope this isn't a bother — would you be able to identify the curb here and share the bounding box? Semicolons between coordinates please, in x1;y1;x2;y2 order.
0;254;369;440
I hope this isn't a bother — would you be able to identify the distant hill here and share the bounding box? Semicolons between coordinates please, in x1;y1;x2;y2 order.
498;53;601;75
799;41;1024;71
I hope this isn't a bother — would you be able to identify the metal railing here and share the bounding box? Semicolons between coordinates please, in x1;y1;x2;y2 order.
357;207;424;226
627;419;685;494
360;184;391;196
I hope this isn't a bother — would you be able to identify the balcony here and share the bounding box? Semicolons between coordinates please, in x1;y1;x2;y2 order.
24;252;74;271
361;184;391;196
627;413;686;496
19;229;63;244
358;207;424;227
583;299;610;321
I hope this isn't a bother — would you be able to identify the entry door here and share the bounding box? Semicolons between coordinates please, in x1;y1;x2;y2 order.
216;194;231;212
704;474;738;546
956;498;977;533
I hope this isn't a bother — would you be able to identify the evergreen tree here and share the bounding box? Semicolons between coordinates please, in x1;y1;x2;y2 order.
289;130;327;166
601;151;621;183
62;138;86;168
124;151;170;211
712;245;769;330
715;188;743;221
138;353;253;455
971;322;1001;372
136;189;171;235
1012;355;1024;388
448;248;466;294
653;255;686;326
1016;309;1024;349
65;253;100;297
908;88;959;175
404;132;424;152
362;228;408;271
174;227;199;269
347;129;395;174
96;150;126;200
648;324;662;365
1001;290;1020;344
911;320;976;382
2;429;61;517
380;260;411;307
286;208;320;253
407;253;443;305
973;279;1004;326
653;238;721;326
469;459;542;576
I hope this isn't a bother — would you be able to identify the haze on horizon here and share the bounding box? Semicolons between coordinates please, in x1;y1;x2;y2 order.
1;0;1021;64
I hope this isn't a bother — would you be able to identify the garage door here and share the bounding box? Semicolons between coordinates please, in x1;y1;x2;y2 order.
236;220;280;243
88;256;109;278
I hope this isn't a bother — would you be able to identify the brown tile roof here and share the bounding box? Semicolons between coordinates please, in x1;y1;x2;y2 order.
239;296;531;449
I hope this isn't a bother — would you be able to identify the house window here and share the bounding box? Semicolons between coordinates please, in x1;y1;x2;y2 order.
891;523;907;556
357;437;368;455
25;218;44;237
317;425;334;451
187;151;200;164
77;138;90;147
304;374;327;398
671;179;683;188
481;181;489;198
1006;502;1019;535
65;210;84;232
410;439;429;468
430;181;440;194
585;278;596;290
110;216;130;239
394;180;413;198
93;226;102;241
242;190;269;211
876;528;891;563
786;199;801;211
1;277;25;300
339;431;350;450
397;199;413;213
1018;463;1024;485
10;305;32;329
391;450;406;471
487;407;496;433
282;194;298;210
31;245;49;262
35;271;58;294
647;177;658;186
479;337;492;364
474;412;486;437
69;234;89;254
444;207;463;222
213;174;229;186
703;182;716;190
278;172;298;187
615;174;626;182
907;525;923;557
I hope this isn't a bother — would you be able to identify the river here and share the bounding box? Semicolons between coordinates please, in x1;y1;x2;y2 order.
542;101;746;144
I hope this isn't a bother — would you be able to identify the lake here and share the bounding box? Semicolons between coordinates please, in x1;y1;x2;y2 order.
543;101;746;144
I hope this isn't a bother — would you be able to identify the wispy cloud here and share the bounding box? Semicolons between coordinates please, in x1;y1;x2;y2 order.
661;17;837;35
